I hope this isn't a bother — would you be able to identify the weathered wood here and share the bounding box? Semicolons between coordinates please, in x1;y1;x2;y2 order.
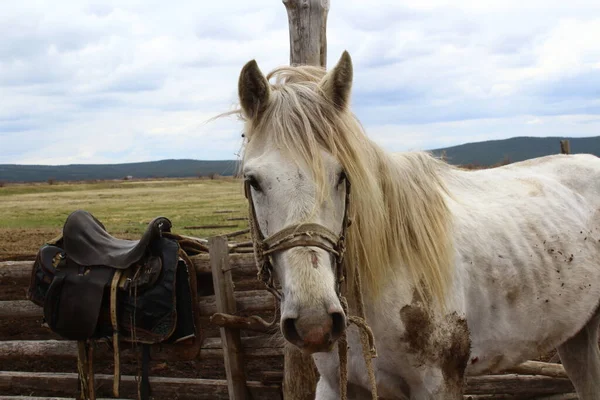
0;370;575;399
560;140;571;155
203;336;283;350
260;371;284;385
0;261;32;281
0;276;269;302
506;361;568;379
0;300;41;319
0;290;275;320
228;241;253;250
530;394;579;400
530;394;578;400
210;313;277;334
465;374;574;395
224;228;250;237
0;309;276;344
0;254;258;277
0;261;32;301
0;258;267;303
463;396;578;400
230;248;254;254
231;276;271;292
0;337;283;361
199;290;276;316
0;371;281;400
0;397;131;400
0;254;258;281
283;0;330;67
283;342;317;400
210;236;248;400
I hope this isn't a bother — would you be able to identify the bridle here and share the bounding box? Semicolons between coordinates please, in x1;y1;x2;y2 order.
244;177;352;301
243;175;378;400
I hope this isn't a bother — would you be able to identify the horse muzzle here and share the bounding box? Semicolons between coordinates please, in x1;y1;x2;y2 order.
281;305;346;354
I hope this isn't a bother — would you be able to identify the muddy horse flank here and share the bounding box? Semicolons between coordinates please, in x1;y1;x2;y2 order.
234;51;600;399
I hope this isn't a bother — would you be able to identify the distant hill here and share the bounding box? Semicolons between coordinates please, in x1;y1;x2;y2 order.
429;136;600;166
0;159;238;183
1;136;599;182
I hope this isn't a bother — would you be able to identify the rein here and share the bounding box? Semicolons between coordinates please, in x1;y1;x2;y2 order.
244;178;379;399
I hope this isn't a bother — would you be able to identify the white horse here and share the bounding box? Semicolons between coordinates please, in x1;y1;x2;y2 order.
234;51;600;399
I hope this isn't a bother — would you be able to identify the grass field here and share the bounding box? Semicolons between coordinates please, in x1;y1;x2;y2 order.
0;178;248;260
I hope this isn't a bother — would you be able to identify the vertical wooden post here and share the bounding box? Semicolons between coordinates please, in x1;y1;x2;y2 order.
560;140;571;155
284;341;318;398
210;236;248;400
281;1;328;399
283;0;330;68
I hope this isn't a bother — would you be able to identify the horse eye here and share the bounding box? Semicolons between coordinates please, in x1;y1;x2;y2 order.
337;171;347;186
246;176;262;192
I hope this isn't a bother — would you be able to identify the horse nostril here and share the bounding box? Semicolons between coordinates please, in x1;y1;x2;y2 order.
282;317;302;343
330;311;346;340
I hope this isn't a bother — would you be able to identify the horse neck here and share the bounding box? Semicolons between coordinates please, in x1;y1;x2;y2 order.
348;150;456;315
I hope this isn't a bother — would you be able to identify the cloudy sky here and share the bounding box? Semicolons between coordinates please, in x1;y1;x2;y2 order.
1;0;599;165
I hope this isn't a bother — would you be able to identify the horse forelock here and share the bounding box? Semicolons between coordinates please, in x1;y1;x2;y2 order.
239;65;455;310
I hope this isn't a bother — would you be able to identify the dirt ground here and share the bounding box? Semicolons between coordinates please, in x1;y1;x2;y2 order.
0;227;62;261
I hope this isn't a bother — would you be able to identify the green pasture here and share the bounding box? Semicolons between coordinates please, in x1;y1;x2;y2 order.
0;178;249;259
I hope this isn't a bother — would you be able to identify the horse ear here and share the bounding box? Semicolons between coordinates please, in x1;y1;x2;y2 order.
318;50;353;111
238;60;270;120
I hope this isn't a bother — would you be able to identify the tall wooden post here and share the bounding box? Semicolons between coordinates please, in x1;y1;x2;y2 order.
281;0;329;399
283;0;330;68
560;140;571;155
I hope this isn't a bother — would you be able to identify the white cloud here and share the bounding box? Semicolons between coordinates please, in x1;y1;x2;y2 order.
1;0;599;164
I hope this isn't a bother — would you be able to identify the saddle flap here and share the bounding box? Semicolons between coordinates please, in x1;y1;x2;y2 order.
62;210;172;269
44;263;115;340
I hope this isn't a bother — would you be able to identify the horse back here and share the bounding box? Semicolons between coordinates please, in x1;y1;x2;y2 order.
448;153;600;375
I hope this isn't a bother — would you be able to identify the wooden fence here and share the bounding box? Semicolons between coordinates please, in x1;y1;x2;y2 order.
0;230;583;399
0;234;284;400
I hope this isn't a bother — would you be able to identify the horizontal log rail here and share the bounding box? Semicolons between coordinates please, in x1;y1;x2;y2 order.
0;371;575;398
0;397;132;400
0;336;284;361
0;254;258;280
0;371;282;400
0;290;276;320
465;374;573;395
0;256;268;300
505;360;567;379
0;393;580;400
464;395;578;400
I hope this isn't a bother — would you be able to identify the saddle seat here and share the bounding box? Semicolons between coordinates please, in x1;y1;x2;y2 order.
63;210;171;269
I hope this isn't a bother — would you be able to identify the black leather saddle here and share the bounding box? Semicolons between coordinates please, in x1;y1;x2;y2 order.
28;210;201;400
